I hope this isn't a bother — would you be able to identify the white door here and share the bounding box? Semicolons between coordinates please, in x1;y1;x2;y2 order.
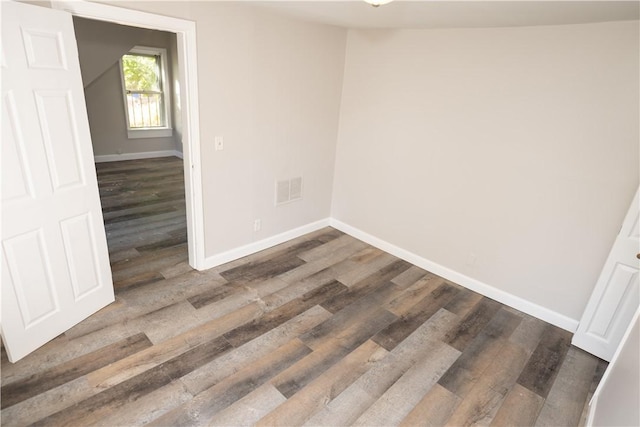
586;307;640;426
572;187;640;361
1;1;114;363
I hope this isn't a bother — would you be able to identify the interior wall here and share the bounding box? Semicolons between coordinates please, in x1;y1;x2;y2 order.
332;21;639;322
74;18;182;157
101;1;347;255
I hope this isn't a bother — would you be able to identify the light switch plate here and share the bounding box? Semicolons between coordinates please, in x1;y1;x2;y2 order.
215;136;224;151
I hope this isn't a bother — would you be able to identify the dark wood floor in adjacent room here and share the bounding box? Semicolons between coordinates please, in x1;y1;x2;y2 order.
1;156;607;426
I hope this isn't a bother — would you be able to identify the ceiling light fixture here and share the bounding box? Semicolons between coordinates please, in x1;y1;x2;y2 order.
364;0;394;7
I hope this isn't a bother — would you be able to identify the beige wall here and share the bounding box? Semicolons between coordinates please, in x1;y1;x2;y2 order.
102;2;347;254
332;21;639;321
75;18;182;157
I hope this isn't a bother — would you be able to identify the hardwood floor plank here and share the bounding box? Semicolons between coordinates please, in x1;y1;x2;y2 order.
273;309;397;398
262;266;339;310
516;324;572;398
1;377;92;426
111;244;188;279
352;338;460;426
258;340;388;426
34;336;233;426
65;271;226;341
509;314;548;354
263;242;381;309
277;238;369;286
103;201;183;226
372;282;459;351
93;380;193;427
399;384;461;427
136;300;202;344
2;319;137;387
490;384;545;427
384;275;445;316
443;297;503;352
390;265;430;287
300;288;399;350
187;282;242;309
223;280;349;348
534;347;600;426
1;333;152;409
181;306;332;396
105;209;185;235
296;233;358;263
270;339;356;399
150;339;311;426
445;341;530;426
320;259;411;313
443;287;484;317
438;308;523;397
219;239;326;283
114;270;165;291
87;302;264;390
334;250;397;287
160;260;195;279
207;384;287;427
305;308;458;427
108;247;141;264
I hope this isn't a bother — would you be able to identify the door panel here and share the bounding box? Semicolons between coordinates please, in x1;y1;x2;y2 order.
2;91;35;202
35;90;85;189
22;28;68;70
60;213;105;299
3;230;60;327
1;1;114;363
573;187;640;361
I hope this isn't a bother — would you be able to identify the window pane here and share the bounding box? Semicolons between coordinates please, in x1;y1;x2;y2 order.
126;93;164;128
122;54;160;92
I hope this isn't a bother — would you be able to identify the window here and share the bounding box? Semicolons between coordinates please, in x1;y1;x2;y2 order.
119;46;172;138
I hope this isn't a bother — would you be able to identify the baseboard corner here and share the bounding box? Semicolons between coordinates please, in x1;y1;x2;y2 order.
328;218;579;332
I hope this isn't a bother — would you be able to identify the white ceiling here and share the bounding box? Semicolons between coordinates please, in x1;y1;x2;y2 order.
247;1;640;29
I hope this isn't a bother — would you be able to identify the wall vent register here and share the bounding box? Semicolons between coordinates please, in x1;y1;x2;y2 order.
276;177;303;205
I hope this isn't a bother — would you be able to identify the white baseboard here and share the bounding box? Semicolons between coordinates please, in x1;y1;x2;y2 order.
329;218;580;333
201;218;331;270
94;150;183;163
195;215;579;332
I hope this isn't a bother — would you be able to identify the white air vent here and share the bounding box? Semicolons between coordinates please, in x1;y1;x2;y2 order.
275;177;303;205
290;177;302;201
276;180;290;205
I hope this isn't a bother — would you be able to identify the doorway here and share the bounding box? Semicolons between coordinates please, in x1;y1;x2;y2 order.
53;1;206;270
72;15;190;289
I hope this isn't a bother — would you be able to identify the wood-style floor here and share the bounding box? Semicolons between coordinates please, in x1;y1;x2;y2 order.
1;156;607;426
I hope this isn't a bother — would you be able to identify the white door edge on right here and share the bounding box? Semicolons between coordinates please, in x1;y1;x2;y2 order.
572;186;640;362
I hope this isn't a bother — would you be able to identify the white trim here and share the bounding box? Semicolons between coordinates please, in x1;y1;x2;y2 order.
127;128;173;139
53;0;206;270
94;150;183;163
329;218;580;333
202;219;331;270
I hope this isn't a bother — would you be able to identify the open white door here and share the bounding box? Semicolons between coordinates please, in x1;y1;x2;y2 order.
572;187;639;361
1;1;114;363
586;307;640;426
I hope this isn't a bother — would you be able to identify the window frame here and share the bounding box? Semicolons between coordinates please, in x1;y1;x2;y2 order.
119;45;173;139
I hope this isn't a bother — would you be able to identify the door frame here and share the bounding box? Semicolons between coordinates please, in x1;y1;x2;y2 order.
52;0;206;270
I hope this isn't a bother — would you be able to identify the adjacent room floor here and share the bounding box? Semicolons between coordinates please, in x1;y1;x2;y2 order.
1;157;607;426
